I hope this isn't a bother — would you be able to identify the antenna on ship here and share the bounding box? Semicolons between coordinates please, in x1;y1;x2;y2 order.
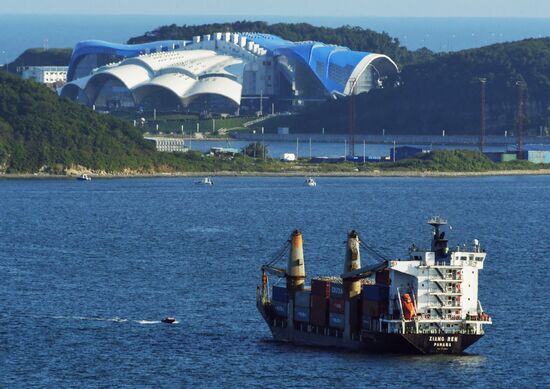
479;78;487;153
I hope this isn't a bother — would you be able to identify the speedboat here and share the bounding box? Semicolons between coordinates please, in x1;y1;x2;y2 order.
196;177;213;186
161;317;177;324
77;174;91;181
305;177;317;187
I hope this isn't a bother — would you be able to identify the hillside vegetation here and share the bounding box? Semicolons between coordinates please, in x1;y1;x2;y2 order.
0;71;157;173
6;48;72;73
260;38;550;135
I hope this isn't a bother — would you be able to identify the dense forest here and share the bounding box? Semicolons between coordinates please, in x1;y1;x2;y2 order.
127;20;433;65
6;48;72;73
0;71;158;173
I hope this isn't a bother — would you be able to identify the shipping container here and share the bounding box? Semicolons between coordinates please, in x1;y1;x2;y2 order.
310;294;328;326
501;153;517;162
311;278;330;297
311;278;343;298
527;150;550;164
361;285;389;301
329;298;345;314
362;299;387;318
362;316;380;331
375;270;390;286
295;290;311;307
330;282;344;298
329;312;345;329
272;285;288;302
294;306;310;323
272;301;288;317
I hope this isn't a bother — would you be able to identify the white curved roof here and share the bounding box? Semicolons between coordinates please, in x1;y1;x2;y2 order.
133;73;196;103
344;53;399;95
183;76;243;105
88;64;151;90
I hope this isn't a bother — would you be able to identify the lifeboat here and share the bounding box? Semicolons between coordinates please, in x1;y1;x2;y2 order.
401;293;416;320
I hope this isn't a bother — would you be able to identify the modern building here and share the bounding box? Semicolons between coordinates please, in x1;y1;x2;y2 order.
61;33;399;114
21;66;68;85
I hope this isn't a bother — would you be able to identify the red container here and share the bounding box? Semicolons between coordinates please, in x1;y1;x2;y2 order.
362;300;387;318
375;270;390;286
311;278;331;298
329;298;345;314
310;294;328;326
362;300;380;318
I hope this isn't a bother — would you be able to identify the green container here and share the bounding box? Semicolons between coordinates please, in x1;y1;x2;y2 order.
501;153;517;162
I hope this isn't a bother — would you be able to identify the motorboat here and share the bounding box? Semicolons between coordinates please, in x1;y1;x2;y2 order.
77;174;91;181
196;177;214;186
161;317;177;324
305;177;317;187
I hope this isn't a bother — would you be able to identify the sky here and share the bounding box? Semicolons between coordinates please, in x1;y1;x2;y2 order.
3;0;550;18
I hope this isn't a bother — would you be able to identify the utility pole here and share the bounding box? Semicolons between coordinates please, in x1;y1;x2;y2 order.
260;89;263;116
348;78;356;158
516;81;525;159
479;78;487;152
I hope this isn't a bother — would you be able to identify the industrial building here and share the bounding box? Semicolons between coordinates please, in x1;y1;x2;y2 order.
61;33;399;114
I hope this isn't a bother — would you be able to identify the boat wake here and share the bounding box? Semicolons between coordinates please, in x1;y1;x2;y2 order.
48;316;176;324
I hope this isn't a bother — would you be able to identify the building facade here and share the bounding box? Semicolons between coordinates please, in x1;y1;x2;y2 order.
61;33;399;114
21;66;68;85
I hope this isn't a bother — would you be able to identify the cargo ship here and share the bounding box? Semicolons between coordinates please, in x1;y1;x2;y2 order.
256;218;492;354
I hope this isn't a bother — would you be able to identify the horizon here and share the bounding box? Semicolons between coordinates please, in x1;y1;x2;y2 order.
3;14;550;19
2;0;550;18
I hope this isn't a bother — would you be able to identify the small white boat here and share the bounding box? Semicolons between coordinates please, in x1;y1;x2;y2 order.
77;174;91;181
196;177;214;186
305;177;317;187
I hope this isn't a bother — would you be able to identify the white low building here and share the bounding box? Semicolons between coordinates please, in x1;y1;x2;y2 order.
21;66;68;85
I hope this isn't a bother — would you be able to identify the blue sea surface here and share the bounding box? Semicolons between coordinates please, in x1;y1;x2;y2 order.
1;15;550;63
1;176;549;386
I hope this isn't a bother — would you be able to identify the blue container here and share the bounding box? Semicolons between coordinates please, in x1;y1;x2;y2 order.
330;283;344;298
295;290;311;307
272;301;288;317
294;306;310;323
361;285;389;301
272;285;288;302
329;312;345;329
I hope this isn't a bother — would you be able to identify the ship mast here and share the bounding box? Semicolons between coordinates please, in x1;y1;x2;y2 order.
428;217;449;260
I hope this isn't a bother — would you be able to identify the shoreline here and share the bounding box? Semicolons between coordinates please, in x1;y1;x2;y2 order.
2;169;550;179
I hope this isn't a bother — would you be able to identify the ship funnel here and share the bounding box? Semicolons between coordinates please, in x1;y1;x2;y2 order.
287;230;306;290
344;230;362;298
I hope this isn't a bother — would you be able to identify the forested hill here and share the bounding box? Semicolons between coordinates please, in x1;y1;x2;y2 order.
0;71;156;173
6;48;72;74
261;37;550;135
127;20;433;65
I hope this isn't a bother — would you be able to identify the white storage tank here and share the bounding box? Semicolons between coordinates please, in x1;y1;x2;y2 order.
232;33;239;44
203;34;211;41
224;32;231;41
215;32;222;40
193;36;201;44
247;41;254;51
240;36;247;47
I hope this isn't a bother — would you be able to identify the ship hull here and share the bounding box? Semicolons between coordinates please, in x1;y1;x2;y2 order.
260;304;483;355
268;324;482;354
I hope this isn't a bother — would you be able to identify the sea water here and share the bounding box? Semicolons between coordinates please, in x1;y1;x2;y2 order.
1;176;549;386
